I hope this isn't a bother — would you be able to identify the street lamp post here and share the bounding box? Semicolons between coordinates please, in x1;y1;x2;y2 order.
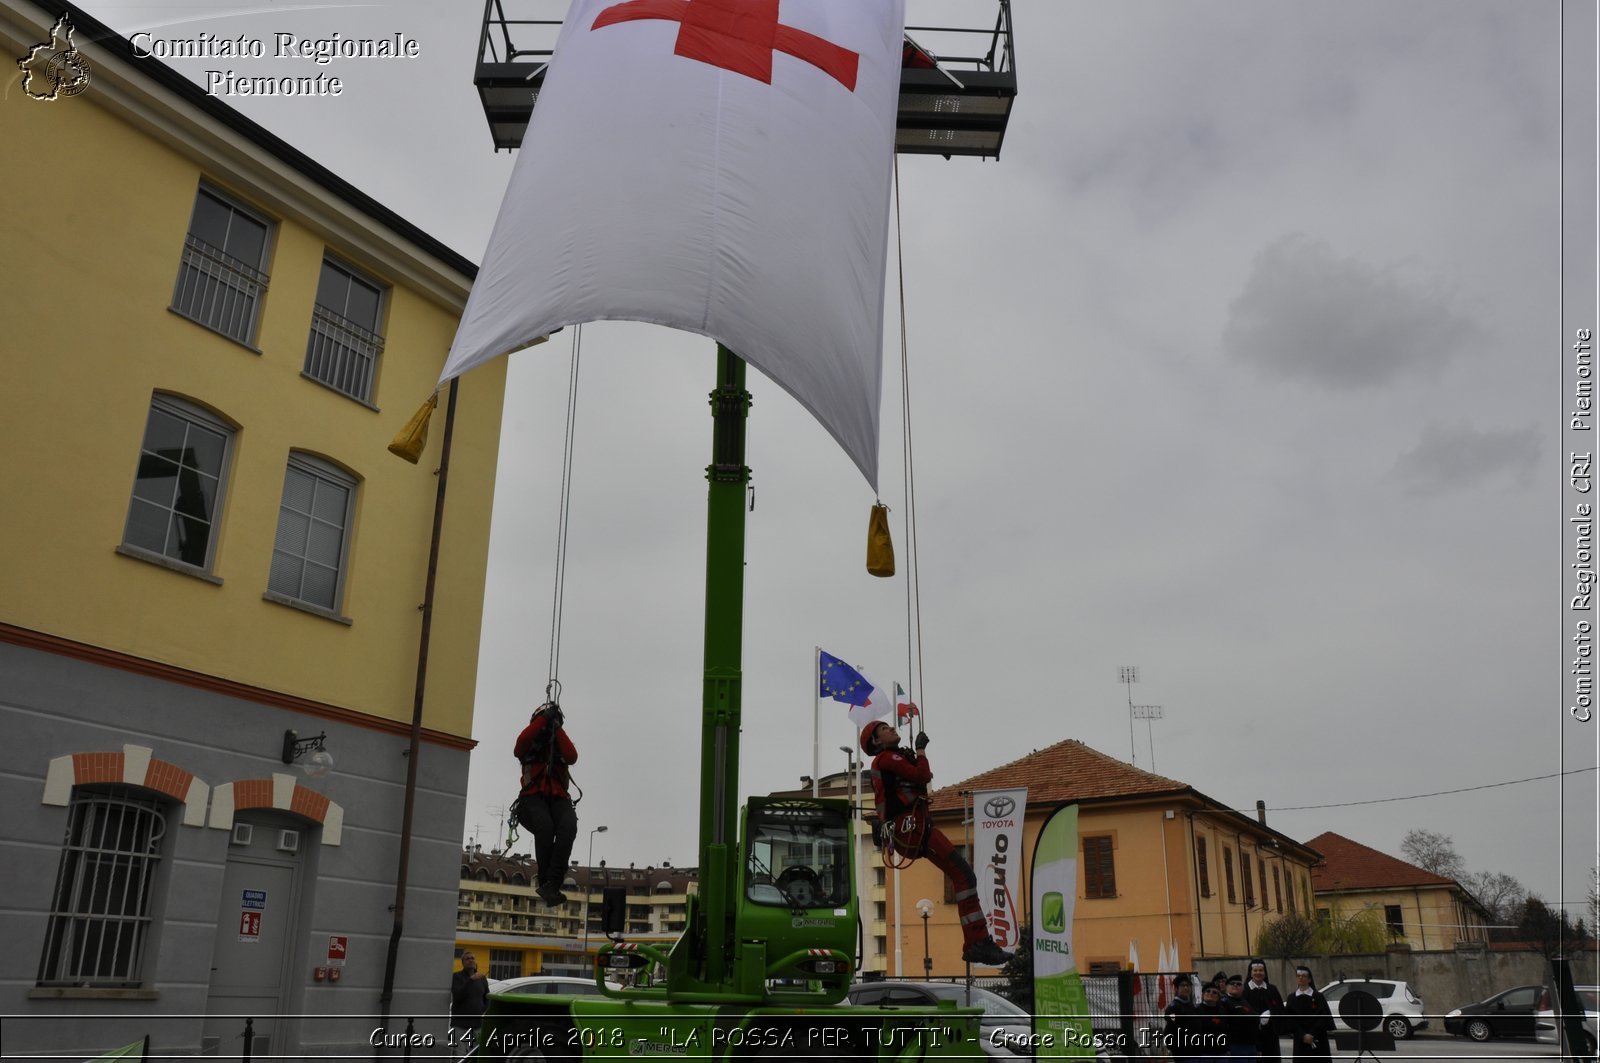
582;825;608;956
916;898;933;976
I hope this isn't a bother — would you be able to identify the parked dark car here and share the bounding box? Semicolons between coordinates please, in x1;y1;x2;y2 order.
1443;984;1546;1042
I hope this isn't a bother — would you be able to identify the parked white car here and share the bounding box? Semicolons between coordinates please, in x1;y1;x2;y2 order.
1534;984;1597;1056
1318;978;1428;1040
488;974;624;996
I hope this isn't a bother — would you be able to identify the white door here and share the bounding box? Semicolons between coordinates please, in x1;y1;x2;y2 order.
203;815;304;1055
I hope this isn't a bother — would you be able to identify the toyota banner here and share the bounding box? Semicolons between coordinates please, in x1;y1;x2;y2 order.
972;787;1027;953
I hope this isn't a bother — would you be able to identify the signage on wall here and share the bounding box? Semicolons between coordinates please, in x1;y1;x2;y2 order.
239;910;262;942
328;935;348;967
241;889;267;910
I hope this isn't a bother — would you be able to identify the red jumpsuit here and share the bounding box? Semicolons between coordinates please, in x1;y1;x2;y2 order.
871;746;990;951
514;711;578;894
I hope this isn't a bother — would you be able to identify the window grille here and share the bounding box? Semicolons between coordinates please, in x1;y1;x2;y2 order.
1242;853;1255;907
1273;866;1283;912
1196;836;1211;898
171;188;270;345
1223;847;1236;903
1258;857;1269;911
488;949;520;980
38;790;166;987
303;258;385;402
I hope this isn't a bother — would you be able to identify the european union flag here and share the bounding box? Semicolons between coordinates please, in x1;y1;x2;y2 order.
819;650;873;705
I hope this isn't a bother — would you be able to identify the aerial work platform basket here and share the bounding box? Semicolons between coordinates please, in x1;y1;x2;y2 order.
474;0;1016;157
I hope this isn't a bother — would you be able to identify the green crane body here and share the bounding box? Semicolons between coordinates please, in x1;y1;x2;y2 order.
475;349;987;1059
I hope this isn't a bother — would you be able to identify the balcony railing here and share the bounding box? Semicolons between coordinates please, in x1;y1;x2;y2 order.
172;234;268;345
304;304;384;403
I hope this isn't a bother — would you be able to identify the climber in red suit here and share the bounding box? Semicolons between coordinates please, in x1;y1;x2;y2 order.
861;719;1014;967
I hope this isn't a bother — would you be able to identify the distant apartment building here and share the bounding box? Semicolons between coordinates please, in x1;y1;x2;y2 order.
454;849;696;979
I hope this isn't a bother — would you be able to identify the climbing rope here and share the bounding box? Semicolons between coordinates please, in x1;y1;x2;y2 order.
546;325;583;693
892;157;927;743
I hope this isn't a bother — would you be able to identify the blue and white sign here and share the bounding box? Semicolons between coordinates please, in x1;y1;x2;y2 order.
241;889;267;910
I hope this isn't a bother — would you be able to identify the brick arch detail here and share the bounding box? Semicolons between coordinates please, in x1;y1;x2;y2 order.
208;773;343;846
42;745;209;827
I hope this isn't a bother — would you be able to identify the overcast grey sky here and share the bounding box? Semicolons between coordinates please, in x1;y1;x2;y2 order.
83;0;1596;921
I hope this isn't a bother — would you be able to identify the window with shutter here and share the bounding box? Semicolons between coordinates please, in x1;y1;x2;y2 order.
1083;836;1116;899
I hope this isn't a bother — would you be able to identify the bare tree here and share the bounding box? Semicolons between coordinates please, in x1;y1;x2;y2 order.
1399;828;1465;879
1460;870;1527;925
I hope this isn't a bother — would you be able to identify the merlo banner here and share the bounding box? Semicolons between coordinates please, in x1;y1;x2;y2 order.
1031;804;1096;1057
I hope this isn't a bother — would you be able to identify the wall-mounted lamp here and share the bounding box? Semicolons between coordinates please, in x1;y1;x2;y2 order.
282;730;334;777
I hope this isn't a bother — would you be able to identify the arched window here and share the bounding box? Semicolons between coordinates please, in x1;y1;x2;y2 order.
38;787;168;987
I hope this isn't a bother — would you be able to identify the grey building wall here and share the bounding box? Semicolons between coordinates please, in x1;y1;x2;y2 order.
1;640;470;1057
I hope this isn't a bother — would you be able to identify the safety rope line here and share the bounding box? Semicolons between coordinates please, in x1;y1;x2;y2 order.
892;157;927;738
546;324;582;702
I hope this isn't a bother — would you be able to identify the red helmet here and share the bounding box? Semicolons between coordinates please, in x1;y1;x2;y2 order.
860;721;887;756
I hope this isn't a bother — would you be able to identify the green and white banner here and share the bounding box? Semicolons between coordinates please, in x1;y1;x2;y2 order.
1031;804;1096;1058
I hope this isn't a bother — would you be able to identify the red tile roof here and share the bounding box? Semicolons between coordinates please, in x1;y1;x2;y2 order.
1305;831;1456;891
927;738;1189;813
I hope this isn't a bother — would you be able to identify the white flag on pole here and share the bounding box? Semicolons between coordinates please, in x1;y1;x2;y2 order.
441;0;907;490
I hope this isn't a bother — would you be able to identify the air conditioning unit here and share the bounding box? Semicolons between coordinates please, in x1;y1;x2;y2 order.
276;829;301;854
231;823;254;846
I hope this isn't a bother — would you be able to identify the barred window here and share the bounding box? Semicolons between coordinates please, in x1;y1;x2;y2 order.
1258;857;1269;911
172;186;271;345
304;257;386;403
1241;853;1254;907
1273;865;1283;912
38;789;167;987
267;453;356;614
1083;836;1116;899
1223;846;1236;903
1196;835;1211;898
122;395;234;572
488;949;521;981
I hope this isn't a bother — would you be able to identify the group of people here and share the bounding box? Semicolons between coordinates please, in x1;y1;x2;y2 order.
1161;960;1337;1061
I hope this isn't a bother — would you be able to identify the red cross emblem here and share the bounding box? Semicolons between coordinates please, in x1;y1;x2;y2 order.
593;0;859;91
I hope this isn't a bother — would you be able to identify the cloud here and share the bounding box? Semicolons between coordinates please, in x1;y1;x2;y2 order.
1390;422;1540;496
1223;234;1478;389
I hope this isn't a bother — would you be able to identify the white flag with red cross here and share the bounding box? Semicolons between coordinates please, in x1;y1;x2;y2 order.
441;0;907;490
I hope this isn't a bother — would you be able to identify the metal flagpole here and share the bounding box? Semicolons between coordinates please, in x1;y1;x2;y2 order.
812;646;821;798
894;865;903;976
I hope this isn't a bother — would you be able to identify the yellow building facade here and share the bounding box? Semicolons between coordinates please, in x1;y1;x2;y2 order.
895;740;1322;976
0;0;505;1056
1307;832;1490;951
